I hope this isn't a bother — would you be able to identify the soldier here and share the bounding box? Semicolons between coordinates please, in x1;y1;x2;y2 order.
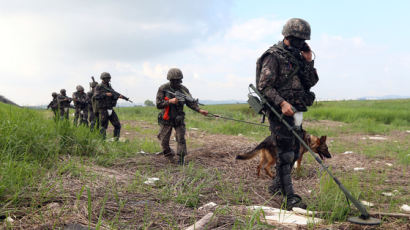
47;92;59;118
57;89;72;120
256;18;318;210
94;72;123;140
72;85;89;126
156;68;208;165
88;80;99;131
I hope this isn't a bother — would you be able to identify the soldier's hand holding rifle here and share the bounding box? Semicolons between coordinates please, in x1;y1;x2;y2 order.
169;98;178;104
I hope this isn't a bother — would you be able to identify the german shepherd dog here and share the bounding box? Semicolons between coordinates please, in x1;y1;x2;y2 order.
236;132;331;178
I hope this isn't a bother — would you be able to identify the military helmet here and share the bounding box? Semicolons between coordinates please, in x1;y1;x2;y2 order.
52;92;57;97
282;18;311;40
100;72;111;80
167;68;183;80
60;89;66;94
76;85;84;92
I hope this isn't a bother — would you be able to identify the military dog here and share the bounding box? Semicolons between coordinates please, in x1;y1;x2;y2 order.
236;132;331;178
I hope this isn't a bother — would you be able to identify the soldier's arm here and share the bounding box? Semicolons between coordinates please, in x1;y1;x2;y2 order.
182;87;200;112
156;86;169;109
299;60;319;90
94;86;106;100
258;54;285;107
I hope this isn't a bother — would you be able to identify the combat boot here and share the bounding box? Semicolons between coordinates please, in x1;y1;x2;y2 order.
268;175;283;196
281;194;307;211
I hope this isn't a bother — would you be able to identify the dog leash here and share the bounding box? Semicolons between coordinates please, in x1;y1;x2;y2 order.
206;112;270;128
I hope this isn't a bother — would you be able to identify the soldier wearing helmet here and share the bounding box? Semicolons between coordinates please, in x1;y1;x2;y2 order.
57;89;72;120
87;77;99;131
47;92;59;118
93;72;123;140
72;85;89;126
256;18;319;210
156;68;208;165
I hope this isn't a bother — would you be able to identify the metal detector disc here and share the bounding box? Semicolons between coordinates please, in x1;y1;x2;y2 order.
348;216;381;225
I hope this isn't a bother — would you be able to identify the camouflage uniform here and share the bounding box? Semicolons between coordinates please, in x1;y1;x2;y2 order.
47;93;59;118
72;88;89;126
94;73;121;139
57;90;72;120
88;81;99;131
257;18;318;206
156;75;201;164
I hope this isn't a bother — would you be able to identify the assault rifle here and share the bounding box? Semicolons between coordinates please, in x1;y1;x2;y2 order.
101;85;133;103
165;90;203;106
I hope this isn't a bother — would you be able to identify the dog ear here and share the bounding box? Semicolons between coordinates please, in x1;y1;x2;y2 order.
320;136;327;143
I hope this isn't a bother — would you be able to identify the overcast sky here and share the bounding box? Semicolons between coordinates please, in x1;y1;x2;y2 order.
1;0;410;105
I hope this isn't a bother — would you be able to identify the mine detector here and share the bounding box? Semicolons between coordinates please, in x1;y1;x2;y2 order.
247;84;381;226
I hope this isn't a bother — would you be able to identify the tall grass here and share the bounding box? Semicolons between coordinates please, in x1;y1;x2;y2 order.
0;103;103;207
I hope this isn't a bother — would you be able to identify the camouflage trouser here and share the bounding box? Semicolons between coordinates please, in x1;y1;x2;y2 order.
52;108;58;120
157;124;187;160
268;112;303;197
74;107;88;126
89;108;100;131
59;107;69;120
99;109;121;139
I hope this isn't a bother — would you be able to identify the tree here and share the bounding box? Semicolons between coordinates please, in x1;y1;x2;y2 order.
144;99;155;107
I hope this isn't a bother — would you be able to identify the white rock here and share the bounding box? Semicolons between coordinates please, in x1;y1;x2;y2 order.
248;206;323;226
354;167;365;171
292;207;318;216
361;137;367;140
381;192;393;197
119;137;127;142
385;163;393;167
406;130;410;133
238;133;243;136
189;127;199;130
343;151;354;155
125;132;130;135
307;190;312;194
400;204;410;213
144;177;159;185
368;136;387;140
198;202;217;211
138;150;146;154
6;217;14;223
360;200;374;207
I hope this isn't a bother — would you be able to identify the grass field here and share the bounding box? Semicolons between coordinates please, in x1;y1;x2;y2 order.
0;99;409;229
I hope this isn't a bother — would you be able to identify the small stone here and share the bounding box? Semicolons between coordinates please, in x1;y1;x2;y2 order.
138;150;146;154
238;133;243;136
385;163;393;167
381;192;393;197
144;177;159;185
406;130;410;133
189;127;199;130
360;200;374;207
343;151;353;154
354;167;365;171
6;217;14;223
368;136;387;140
400;204;410;213
125;132;130;135
361;137;367;140
198;202;217;211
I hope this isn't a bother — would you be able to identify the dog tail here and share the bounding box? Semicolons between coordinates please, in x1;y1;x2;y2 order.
236;136;272;160
236;148;260;160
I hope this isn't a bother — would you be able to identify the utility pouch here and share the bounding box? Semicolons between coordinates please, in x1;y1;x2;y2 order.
248;94;266;123
247;94;264;114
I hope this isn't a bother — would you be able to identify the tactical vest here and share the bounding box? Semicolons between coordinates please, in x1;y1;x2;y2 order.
256;43;310;111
